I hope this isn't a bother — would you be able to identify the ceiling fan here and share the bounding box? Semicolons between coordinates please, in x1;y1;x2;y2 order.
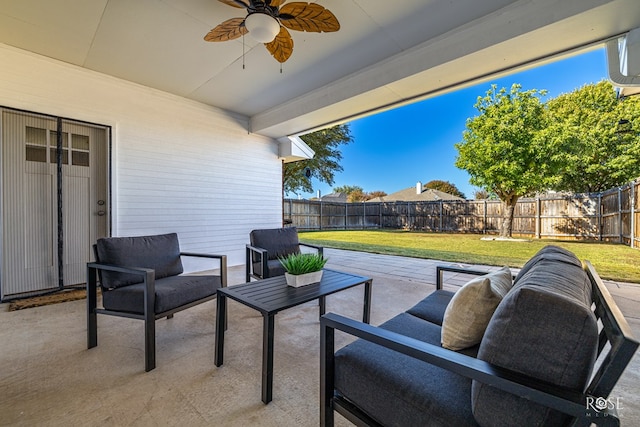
204;0;340;63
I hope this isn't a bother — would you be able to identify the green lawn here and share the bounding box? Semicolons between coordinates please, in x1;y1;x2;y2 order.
299;230;640;283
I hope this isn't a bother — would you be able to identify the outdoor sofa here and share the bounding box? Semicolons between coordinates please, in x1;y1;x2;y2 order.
320;245;638;426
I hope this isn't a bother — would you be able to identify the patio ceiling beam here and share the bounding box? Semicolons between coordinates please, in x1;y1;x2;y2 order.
249;0;640;139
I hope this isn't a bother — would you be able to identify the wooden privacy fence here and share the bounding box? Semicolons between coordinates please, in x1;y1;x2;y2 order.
284;178;640;248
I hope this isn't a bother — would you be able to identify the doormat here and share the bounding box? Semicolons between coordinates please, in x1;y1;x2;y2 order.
8;289;91;311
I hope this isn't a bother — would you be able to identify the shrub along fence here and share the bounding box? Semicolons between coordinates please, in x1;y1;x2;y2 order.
284;178;640;249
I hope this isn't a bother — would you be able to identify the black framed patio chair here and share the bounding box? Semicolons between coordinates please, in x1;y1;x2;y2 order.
87;233;227;372
245;226;323;282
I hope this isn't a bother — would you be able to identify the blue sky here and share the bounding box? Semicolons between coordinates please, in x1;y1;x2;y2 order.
294;47;610;199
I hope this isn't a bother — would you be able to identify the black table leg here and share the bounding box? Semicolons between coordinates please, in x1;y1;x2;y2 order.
319;296;326;320
215;293;227;367
363;280;372;324
262;313;275;404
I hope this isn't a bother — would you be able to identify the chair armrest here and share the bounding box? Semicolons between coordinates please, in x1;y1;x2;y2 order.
87;262;155;277
300;243;323;256
321;312;599;424
180;252;228;287
436;265;516;290
245;244;268;257
246;244;268;281
87;262;156;317
180;252;226;259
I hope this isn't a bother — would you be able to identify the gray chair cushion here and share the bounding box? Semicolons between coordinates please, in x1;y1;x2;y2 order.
335;312;480;427
96;233;184;289
471;254;598;427
250;227;300;261
406;290;454;326
102;274;221;314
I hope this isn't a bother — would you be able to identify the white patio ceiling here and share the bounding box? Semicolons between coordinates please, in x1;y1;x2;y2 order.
1;0;640;139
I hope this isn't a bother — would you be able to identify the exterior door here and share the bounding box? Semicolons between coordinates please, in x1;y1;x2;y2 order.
1;110;109;299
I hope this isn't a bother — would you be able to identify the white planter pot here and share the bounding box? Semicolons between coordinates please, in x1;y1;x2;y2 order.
285;270;323;287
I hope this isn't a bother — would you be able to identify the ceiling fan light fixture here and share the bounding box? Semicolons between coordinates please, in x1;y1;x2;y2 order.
245;12;280;43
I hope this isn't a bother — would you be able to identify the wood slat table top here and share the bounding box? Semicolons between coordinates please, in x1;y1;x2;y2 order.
218;269;371;315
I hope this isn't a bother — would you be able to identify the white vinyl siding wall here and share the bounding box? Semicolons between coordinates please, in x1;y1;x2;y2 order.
0;44;283;267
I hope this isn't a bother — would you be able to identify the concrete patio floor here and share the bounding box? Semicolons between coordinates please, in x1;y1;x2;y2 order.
1;248;639;426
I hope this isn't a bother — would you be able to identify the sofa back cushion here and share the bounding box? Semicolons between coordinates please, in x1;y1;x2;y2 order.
96;233;184;289
250;227;300;260
471;247;598;426
513;244;581;284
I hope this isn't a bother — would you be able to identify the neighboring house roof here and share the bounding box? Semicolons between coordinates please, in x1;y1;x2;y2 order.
320;192;348;202
367;185;465;202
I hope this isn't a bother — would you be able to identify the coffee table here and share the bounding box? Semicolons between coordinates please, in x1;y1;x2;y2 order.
214;268;372;404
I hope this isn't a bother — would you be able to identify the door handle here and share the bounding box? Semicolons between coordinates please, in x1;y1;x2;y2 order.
97;211;106;216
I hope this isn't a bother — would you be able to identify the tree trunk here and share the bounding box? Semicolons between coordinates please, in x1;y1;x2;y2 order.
499;195;519;238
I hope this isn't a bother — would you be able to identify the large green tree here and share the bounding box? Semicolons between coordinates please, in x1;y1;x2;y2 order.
284;124;353;195
424;180;466;199
455;84;560;237
545;81;640;193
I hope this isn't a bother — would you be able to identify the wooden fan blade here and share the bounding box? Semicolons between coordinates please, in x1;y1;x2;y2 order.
265;26;294;63
268;0;286;7
204;18;248;42
279;2;340;33
218;0;248;8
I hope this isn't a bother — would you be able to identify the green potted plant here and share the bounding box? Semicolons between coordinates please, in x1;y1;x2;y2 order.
279;252;328;287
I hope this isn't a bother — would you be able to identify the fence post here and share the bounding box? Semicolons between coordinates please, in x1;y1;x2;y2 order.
379;203;383;229
319;199;323;231
598;193;603;241
483;200;487;234
439;201;443;232
536;196;541;239
345;202;348;230
619;187;623;243
631;180;636;248
362;201;366;229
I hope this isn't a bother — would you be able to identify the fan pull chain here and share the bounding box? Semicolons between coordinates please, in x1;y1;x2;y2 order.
242;33;246;70
280;62;283;73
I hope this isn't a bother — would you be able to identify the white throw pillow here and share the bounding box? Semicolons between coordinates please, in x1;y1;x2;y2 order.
441;267;513;350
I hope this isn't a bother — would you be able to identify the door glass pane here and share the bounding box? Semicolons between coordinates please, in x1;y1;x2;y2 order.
50;148;69;164
72;134;89;150
72;151;89;167
49;130;68;147
26;146;47;162
26;126;47;145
